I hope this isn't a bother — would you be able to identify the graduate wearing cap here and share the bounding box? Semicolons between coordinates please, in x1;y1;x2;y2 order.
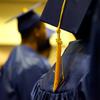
31;0;99;99
2;10;50;100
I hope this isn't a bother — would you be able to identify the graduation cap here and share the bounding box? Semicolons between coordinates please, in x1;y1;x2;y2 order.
5;9;55;43
5;9;41;36
17;10;54;39
41;0;92;34
17;10;40;35
41;0;92;92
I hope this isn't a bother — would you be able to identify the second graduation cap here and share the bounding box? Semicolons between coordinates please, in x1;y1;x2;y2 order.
41;0;92;34
17;10;40;35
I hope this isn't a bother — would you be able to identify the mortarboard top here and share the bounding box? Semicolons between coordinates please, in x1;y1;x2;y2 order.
41;0;92;34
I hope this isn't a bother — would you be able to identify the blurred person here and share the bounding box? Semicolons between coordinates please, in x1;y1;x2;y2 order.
2;10;50;100
31;0;99;100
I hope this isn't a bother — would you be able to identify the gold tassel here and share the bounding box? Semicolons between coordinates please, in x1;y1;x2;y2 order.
53;0;67;92
53;29;62;92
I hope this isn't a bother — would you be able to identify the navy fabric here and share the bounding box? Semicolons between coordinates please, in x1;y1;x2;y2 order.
76;0;97;41
0;67;9;100
2;45;50;100
0;68;6;100
82;1;100;100
41;0;92;34
31;41;90;100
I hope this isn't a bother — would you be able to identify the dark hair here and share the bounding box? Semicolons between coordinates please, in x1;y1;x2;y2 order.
38;39;51;52
21;21;43;40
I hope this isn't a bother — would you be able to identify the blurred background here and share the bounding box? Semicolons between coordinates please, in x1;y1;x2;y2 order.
0;0;75;67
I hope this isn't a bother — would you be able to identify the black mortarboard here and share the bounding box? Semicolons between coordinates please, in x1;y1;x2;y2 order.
41;0;92;34
17;10;40;34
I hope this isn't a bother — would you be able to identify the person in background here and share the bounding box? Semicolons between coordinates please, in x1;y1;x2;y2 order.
2;10;50;100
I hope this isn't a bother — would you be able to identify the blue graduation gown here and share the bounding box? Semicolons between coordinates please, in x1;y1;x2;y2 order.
0;67;10;100
31;41;90;100
0;68;6;100
82;1;100;99
2;45;50;100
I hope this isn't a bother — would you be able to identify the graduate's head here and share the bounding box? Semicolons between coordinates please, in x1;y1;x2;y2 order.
38;38;51;58
17;10;47;50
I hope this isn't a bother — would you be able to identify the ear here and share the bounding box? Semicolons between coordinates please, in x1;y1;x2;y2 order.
35;32;40;37
32;28;40;37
